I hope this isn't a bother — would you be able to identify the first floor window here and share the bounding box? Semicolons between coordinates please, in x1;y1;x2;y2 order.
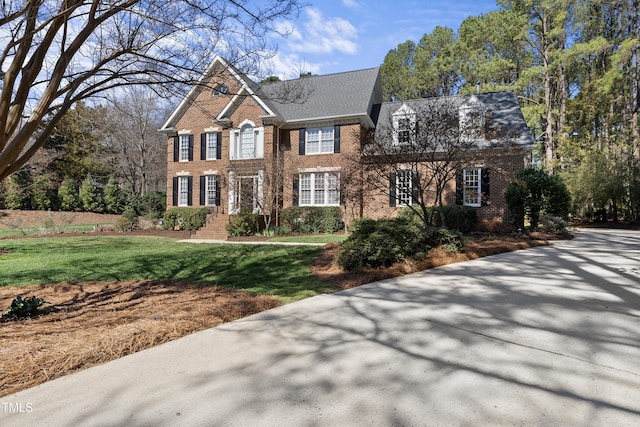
463;168;481;206
178;176;189;206
206;175;217;206
299;172;340;206
396;170;414;206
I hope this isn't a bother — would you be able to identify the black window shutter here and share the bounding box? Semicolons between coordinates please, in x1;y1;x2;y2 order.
172;177;178;206
298;128;306;155
188;135;194;161
215;177;221;206
389;173;397;207
481;168;490;206
411;171;419;205
292;174;299;206
216;132;222;159
200;134;206;160
173;136;179;162
455;170;463;205
334;125;341;153
187;176;193;205
199;176;205;205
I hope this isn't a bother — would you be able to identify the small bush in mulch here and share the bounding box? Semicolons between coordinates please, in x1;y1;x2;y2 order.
2;295;49;320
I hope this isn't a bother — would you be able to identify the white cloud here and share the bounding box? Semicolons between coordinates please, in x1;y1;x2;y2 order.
284;8;358;55
263;52;322;80
342;0;361;8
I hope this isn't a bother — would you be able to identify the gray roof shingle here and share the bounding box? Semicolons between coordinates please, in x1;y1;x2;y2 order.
375;91;534;147
259;67;382;125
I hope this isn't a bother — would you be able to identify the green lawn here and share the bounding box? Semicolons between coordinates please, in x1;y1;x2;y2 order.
267;234;349;244
0;237;333;302
0;223;103;237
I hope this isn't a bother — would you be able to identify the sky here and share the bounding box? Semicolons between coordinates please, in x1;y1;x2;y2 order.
265;0;501;79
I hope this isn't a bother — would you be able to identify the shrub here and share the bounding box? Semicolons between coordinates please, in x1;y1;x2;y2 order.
3;295;48;319
79;175;104;213
398;205;477;232
226;211;265;236
163;207;208;231
539;215;567;232
505;168;571;231
131;192;166;220
116;206;139;231
58;178;79;211
336;217;435;270
280;206;343;233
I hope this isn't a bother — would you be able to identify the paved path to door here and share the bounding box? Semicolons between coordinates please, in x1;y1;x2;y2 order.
2;229;639;426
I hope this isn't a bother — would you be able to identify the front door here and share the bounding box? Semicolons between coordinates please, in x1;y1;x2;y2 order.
238;177;256;212
230;172;263;214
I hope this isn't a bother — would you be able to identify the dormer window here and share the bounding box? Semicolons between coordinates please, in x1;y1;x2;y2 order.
213;85;229;96
392;104;416;146
459;95;485;141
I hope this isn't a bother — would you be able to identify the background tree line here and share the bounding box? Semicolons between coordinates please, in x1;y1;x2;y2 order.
0;88;167;219
381;0;639;222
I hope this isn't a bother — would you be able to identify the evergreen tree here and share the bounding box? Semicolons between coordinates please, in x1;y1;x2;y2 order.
79;175;104;213
58;178;79;211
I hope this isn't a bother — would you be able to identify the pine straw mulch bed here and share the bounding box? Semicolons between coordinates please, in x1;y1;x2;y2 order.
0;231;567;397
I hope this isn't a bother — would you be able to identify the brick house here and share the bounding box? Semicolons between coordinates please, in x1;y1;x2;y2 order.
160;56;534;238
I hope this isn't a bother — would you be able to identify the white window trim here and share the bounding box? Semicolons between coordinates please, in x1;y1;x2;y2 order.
178;176;189;206
299;172;340;207
463;167;482;207
392;104;416;146
230;120;264;160
179;134;190;162
228;172;264;214
205;175;217;207
305;127;334;155
205;132;218;160
396;169;414;206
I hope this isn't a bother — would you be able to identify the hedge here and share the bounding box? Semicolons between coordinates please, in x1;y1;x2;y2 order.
163;207;208;231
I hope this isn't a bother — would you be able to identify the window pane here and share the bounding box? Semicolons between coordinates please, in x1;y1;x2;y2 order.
327;173;340;205
206;133;217;160
397;170;412;206
178;177;189;206
240;125;254;159
314;174;325;204
320;127;334;153
300;174;312;205
306;129;320;154
206;175;216;205
180;135;189;161
464;168;480;206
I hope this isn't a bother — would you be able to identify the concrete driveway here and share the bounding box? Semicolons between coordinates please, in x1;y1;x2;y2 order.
2;228;639;426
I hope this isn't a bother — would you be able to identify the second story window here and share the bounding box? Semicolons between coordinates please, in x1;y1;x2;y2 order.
230;121;264;160
206;133;218;160
392;104;416;146
179;135;190;162
397;117;411;144
306;127;334;154
213;85;229;96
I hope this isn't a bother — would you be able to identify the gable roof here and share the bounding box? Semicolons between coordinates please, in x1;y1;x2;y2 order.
160;56;276;132
376;91;534;147
259;67;382;128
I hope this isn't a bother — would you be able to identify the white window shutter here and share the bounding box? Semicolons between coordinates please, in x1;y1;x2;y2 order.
229;130;238;160
255;127;264;158
228;171;236;213
256;170;264;214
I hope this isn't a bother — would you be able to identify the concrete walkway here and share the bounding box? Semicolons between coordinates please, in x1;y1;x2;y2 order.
2;229;639;426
